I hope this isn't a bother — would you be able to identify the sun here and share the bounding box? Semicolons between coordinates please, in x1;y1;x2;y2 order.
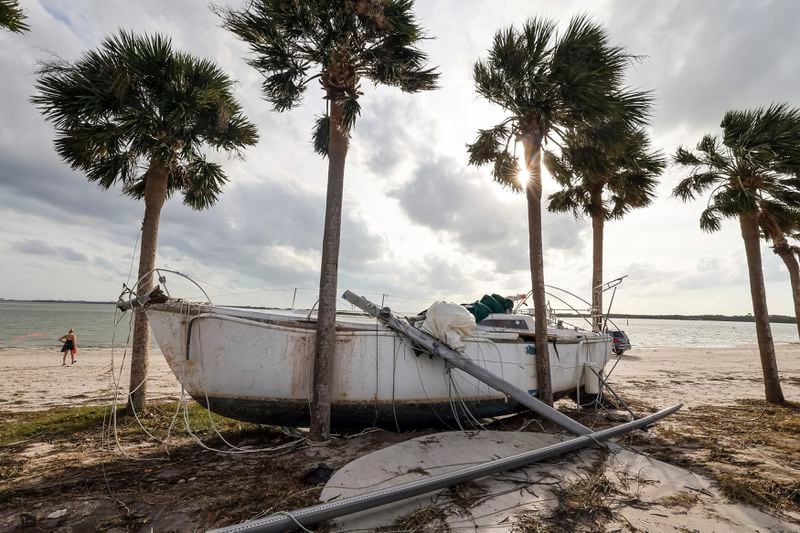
515;156;552;190
516;156;528;188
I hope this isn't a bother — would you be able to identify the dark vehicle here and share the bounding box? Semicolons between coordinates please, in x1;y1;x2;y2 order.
609;330;631;355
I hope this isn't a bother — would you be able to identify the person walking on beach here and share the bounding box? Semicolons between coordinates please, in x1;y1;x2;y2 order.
59;328;77;365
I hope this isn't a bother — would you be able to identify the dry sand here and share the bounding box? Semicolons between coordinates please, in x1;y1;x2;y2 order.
610;342;800;408
0;347;181;412
1;342;798;412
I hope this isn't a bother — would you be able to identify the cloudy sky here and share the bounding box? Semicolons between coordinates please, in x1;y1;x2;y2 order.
0;0;797;315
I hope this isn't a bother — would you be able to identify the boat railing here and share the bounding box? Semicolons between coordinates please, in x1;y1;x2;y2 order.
512;276;627;334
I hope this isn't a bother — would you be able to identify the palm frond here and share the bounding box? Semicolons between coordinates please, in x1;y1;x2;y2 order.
312;114;330;156
722;103;800;174
467;123;511;167
547;121;662;221
33;30;257;208
758;199;800;236
0;0;28;33
699;206;722;233
182;158;228;210
674;146;701;166
543;149;573;187
492;150;521;192
714;187;758;216
341;92;361;132
550;15;643;127
222;0;438;139
547;188;584;218
671;171;723;201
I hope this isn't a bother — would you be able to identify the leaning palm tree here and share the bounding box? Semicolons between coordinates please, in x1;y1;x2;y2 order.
673;103;800;404
0;0;27;32
546;123;665;332
467;16;650;404
221;0;438;440
760;206;800;339
33;31;258;413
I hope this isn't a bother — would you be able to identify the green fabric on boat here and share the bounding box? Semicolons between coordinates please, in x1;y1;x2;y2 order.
468;301;492;322
480;294;506;314
491;293;514;311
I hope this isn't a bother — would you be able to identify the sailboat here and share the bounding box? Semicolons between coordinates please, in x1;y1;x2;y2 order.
131;284;613;429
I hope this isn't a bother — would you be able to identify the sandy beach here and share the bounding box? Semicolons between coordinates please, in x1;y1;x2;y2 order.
2;342;799;531
0;347;181;413
1;343;798;413
611;343;800;407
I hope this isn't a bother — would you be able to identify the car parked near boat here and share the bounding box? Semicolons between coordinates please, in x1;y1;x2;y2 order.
609;330;631;355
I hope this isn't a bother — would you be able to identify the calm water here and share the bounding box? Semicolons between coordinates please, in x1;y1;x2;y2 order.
604;317;798;348
0;301;121;348
0;301;797;349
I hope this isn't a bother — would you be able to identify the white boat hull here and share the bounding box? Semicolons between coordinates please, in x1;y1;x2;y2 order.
146;301;612;429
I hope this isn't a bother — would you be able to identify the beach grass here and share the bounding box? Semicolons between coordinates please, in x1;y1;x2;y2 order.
0;400;270;448
0;405;107;447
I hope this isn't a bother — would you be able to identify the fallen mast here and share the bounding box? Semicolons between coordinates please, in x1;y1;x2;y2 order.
210;404;681;533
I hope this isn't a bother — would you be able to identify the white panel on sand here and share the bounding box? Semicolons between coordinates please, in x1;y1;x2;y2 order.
320;431;794;532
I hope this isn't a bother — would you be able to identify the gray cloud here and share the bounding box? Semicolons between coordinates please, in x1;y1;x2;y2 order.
390;156;586;271
12;238;89;262
607;0;800;134
354;93;436;176
674;256;746;290
153;179;386;288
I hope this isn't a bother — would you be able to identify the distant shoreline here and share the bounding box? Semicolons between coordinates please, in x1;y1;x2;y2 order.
562;312;795;324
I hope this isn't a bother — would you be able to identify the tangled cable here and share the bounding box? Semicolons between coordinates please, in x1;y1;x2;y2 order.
105;267;308;457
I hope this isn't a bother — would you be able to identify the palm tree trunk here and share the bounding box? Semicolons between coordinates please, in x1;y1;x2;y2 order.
310;98;349;441
770;233;800;339
739;213;785;404
522;133;553;405
128;163;169;414
590;186;604;333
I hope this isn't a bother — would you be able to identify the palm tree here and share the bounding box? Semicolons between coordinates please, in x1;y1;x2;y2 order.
467;16;650;404
33;31;259;413
673;103;800;404
0;0;28;32
760;206;800;339
221;0;438;440
546;123;665;332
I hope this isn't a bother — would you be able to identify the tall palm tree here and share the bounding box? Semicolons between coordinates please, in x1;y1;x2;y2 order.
33;31;259;413
467;16;650;404
546;123;665;332
673;103;800;404
221;0;438;440
0;0;28;32
760;206;800;339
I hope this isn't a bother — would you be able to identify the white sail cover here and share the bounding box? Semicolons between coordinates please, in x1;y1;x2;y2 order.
420;301;476;351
